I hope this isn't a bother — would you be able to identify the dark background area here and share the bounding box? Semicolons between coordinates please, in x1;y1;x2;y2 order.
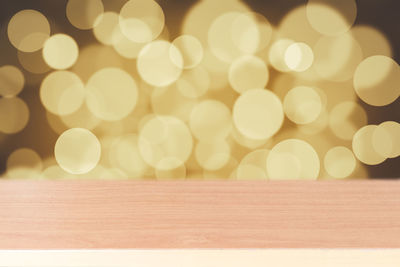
0;0;398;178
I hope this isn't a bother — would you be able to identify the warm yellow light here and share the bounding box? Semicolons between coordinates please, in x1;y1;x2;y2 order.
66;0;104;30
190;100;232;142
283;86;322;125
267;139;320;180
306;0;357;36
108;134;149;178
86;68;138;121
55;128;101;174
329;101;367;140
119;0;165;43
138;116;193;170
228;55;269;94
313;33;362;82
352;25;392;58
324;146;356;179
236;149;269;180
233;89;284;140
353;55;400;106
284;42;314;72
195;141;231;171
17;50;50;74
172;35;204;69
137;40;183;87
40;71;85;115
6;148;42;179
93;12;119;45
7;9;50;52
43;34;79;70
372;121;400;159
151;84;197;122
0;97;29;134
268;39;295;72
352;125;386;165
176;67;210;99
155;158;186;180
0;65;25;97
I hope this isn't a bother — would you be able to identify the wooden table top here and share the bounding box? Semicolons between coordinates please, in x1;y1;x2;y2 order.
0;180;399;248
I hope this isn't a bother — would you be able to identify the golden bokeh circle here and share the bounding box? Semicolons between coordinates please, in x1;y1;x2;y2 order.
233;89;284;140
195;141;231;171
0;65;25;97
40;71;85;115
284;42;314;72
306;0;357;36
55;128;101;174
86;68;138;121
6;148;42;179
172;35;204;69
352;125;386;165
283;86;322;125
329;101;367;141
137;40;183;87
372;121;400;159
43;34;79;70
66;0;104;30
138;116;193;170
119;0;165;43
176;67;210;99
0;97;29;134
93;12;119;45
266;139;320;180
7;9;50;52
228;55;269;94
237;149;269;180
324;146;356;179
353;55;400;106
190;100;232;142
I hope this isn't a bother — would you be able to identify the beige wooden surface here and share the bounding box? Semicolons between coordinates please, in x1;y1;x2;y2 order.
0;180;399;248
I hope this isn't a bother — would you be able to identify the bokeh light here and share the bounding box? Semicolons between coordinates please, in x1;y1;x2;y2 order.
0;65;25;97
66;0;104;30
55;128;101;174
0;0;398;179
119;0;165;43
267;139;320;180
6;148;42;179
190;100;232;142
172;35;204;69
138;116;193;170
352;125;386;165
40;71;85;115
324;146;356;179
233;89;284;140
0;97;29;134
306;0;357;36
86;67;138;121
228;55;269;94
43;34;79;70
137;40;183;87
353;55;400;106
7;9;50;52
283;86;322;125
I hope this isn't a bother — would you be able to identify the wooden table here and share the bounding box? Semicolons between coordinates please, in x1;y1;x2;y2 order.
0;180;399;248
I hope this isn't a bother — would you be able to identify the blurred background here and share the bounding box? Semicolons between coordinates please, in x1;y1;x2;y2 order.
0;0;399;179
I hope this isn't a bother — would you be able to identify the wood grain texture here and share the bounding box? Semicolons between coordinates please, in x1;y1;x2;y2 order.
0;180;399;248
